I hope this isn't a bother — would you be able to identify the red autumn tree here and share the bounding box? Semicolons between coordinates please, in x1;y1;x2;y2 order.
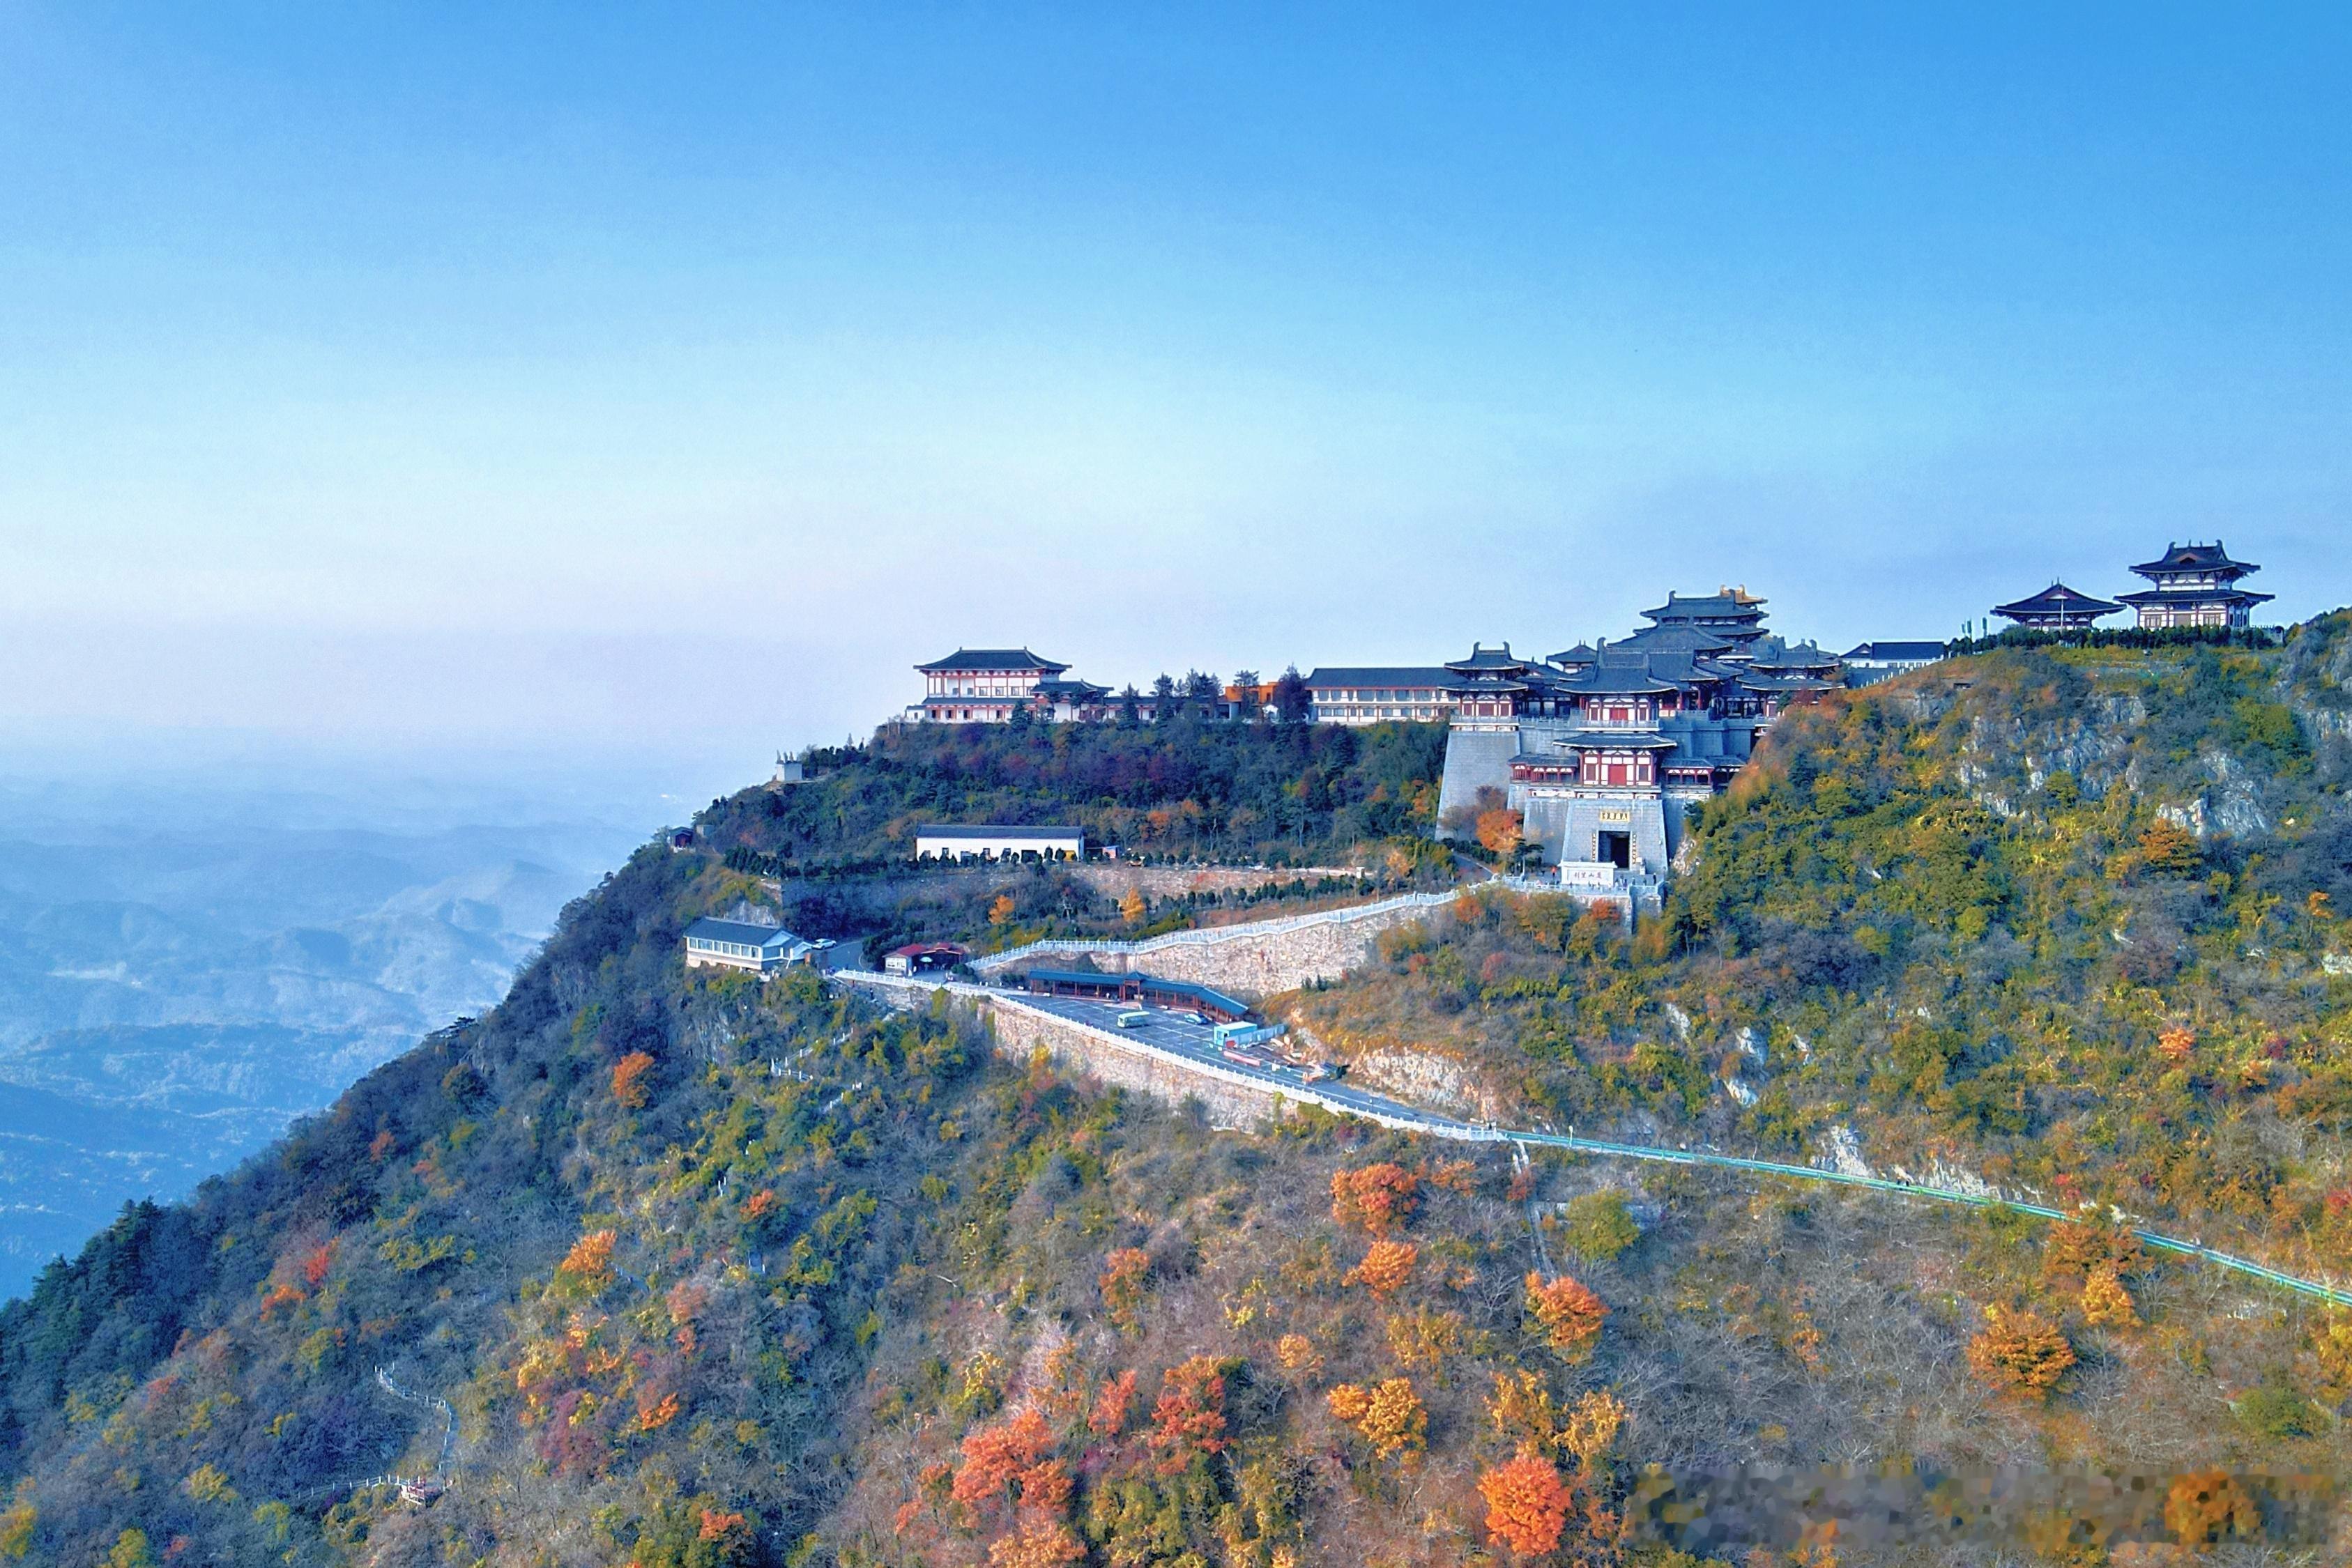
299;1241;335;1288
1480;1449;1573;1555
1087;1369;1138;1438
1147;1356;1228;1475
952;1407;1053;1516
1331;1163;1421;1233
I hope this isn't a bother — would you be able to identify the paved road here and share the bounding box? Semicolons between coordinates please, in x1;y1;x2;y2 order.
854;971;2352;1309
1007;992;1487;1132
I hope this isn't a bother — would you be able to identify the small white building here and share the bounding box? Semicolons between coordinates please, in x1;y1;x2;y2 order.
684;917;818;974
915;824;1085;862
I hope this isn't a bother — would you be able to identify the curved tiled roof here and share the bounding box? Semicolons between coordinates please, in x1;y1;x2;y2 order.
2128;540;2259;578
1992;582;2123;620
916;648;1071;673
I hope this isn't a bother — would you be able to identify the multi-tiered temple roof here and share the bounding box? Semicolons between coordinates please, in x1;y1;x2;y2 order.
2118;540;2272;629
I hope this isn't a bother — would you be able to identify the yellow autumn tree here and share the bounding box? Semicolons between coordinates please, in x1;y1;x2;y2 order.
1486;1369;1559;1455
2314;1313;2352;1403
2079;1266;2139;1329
1354;1377;1427;1460
1966;1305;2075;1401
2164;1468;2258;1546
1559;1388;1627;1471
1120;888;1147;925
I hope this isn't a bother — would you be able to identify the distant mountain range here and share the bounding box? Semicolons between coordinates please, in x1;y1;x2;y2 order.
0;775;652;1297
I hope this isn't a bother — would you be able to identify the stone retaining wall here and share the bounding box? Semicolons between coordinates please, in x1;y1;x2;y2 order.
1070;865;1364;899
846;975;1301;1129
1092;900;1446;994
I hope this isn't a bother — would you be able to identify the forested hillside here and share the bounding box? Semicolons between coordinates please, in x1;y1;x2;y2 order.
1;624;2351;1565
715;718;1449;871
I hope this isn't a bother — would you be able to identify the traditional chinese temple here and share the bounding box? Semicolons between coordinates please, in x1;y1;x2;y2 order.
912;649;1113;723
1433;588;1844;902
1990;582;2123;631
2118;541;2271;629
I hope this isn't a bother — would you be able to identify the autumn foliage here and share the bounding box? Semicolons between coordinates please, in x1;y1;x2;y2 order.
1330;1163;1420;1234
1479;1449;1573;1555
2137;818;2204;877
1966;1305;2075;1401
1343;1240;1418;1300
556;1230;616;1288
2079;1266;2140;1328
1099;1247;1152;1332
611;1050;656;1109
1525;1272;1607;1362
1147;1357;1229;1475
1327;1377;1426;1460
2164;1468;2258;1545
1087;1369;1137;1438
952;1407;1057;1517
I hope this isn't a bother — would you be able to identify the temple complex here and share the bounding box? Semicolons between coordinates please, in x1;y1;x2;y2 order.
1433;588;1844;905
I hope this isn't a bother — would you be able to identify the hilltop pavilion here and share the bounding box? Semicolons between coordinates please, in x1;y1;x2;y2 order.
2117;541;2272;629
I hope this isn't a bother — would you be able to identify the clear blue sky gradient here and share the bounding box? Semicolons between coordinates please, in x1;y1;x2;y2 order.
4;5;2349;765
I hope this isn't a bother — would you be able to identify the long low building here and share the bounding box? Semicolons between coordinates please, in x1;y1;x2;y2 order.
1302;667;1464;725
684;917;823;974
1022;969;1253;1023
915;824;1086;861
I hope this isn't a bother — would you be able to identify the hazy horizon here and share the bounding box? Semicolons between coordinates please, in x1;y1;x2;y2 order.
6;6;2349;761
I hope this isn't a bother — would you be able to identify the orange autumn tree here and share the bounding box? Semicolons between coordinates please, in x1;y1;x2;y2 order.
1331;1163;1420;1234
1099;1248;1152;1333
611;1051;656;1109
2137;819;2204;877
2164;1468;2258;1546
1966;1305;2075;1401
1480;1450;1573;1555
2042;1219;2144;1286
1476;808;1524;858
1525;1272;1607;1362
556;1230;616;1294
1148;1357;1229;1475
951;1407;1055;1519
1344;1240;1418;1300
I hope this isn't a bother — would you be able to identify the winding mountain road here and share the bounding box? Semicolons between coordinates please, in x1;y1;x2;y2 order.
841;968;2352;1310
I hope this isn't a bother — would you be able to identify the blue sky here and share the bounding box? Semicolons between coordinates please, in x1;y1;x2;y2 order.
3;4;2349;773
